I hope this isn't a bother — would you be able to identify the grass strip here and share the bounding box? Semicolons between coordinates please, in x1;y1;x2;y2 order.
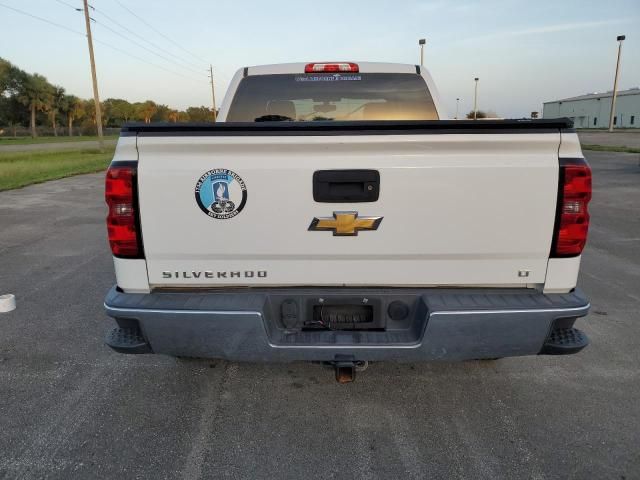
0;135;118;145
0;147;115;191
581;144;640;154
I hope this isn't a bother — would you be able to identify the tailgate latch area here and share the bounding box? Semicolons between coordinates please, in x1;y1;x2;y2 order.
313;169;380;203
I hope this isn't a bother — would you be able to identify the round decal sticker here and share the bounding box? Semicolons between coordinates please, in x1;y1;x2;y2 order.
195;169;247;220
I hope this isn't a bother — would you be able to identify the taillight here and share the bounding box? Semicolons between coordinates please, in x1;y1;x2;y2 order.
304;62;359;73
551;158;592;257
105;163;142;258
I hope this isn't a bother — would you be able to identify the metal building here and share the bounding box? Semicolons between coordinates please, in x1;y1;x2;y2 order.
543;88;640;128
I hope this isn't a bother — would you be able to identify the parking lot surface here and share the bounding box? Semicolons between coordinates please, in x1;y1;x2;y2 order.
578;130;640;148
0;151;638;479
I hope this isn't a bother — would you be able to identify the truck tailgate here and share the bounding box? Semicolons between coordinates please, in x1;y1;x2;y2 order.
136;129;560;288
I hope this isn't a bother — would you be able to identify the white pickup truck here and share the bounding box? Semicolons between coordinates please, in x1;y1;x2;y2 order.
104;62;592;380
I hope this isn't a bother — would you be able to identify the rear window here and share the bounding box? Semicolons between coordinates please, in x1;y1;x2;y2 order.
226;73;438;122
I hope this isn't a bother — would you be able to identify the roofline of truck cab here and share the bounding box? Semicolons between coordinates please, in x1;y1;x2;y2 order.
243;61;420;75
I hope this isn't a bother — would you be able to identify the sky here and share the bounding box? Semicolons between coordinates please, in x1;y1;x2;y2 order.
1;0;639;118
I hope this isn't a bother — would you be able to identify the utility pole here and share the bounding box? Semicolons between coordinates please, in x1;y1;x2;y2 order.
418;38;426;67
208;65;217;122
82;0;104;152
455;98;460;119
473;78;479;120
608;35;625;132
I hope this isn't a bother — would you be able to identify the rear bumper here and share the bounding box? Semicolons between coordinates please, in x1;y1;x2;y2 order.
103;286;590;362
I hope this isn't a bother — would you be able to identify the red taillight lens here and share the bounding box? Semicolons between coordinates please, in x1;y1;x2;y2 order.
105;164;142;258
552;159;592;257
304;62;359;73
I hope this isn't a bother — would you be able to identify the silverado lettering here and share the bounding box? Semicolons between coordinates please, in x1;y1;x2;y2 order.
162;271;267;279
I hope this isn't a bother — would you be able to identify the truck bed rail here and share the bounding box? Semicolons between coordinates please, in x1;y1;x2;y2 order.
121;118;574;136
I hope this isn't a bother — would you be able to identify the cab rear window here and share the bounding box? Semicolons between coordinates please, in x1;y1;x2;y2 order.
226;73;438;122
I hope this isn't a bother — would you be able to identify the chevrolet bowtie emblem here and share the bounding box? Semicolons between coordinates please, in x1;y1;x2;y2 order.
308;211;383;236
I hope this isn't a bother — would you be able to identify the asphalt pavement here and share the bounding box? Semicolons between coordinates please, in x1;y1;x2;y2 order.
578;130;640;148
0;151;638;479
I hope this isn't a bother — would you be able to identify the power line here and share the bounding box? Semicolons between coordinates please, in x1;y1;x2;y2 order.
93;19;206;77
92;5;235;85
0;2;85;36
0;2;204;83
54;0;82;11
98;2;232;85
93;38;205;83
114;0;209;64
91;5;206;72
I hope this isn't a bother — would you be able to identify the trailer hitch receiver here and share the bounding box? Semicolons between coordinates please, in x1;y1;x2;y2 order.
334;361;356;383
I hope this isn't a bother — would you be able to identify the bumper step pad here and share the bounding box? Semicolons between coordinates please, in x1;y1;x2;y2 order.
105;327;152;354
541;327;589;355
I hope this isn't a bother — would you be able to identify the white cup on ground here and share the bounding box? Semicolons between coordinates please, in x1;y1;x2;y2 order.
0;294;16;313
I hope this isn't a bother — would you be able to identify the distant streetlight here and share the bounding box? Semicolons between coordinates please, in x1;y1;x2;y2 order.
455;98;460;119
418;38;426;67
608;35;626;132
473;78;479;120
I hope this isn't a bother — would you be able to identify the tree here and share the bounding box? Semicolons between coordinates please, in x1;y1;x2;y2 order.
186;106;212;122
466;110;499;119
102;98;114;127
81;98;103;134
18;73;53;137
2;59;237;135
48;86;66;136
0;57;23;96
152;104;170;122
0;58;11;94
105;98;135;125
466;110;488;119
0;59;28;136
167;109;179;123
135;100;158;124
0;95;28;137
60;94;85;136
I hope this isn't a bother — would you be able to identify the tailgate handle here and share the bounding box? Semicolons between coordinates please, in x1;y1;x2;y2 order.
313;170;380;203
